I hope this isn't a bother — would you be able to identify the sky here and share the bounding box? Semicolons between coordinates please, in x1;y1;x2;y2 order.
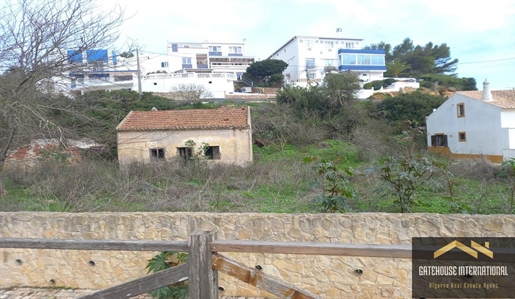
110;0;515;90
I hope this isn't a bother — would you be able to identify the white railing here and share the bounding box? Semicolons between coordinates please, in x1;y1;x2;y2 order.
197;73;236;79
211;65;250;70
142;72;236;80
71;78;133;90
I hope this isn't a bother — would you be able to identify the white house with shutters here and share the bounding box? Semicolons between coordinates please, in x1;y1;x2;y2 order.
426;80;515;163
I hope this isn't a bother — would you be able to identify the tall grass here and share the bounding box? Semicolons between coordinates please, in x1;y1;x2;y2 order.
1;140;512;214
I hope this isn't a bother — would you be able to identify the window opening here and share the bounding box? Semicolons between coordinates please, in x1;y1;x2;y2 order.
205;146;221;159
177;147;193;161
150;148;165;160
458;132;467;142
430;134;448;147
457;103;465;117
305;58;315;69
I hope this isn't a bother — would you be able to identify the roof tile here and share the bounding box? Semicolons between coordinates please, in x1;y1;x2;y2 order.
457;90;515;109
116;107;250;131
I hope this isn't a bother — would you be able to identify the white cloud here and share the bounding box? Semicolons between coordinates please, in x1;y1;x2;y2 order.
418;0;515;31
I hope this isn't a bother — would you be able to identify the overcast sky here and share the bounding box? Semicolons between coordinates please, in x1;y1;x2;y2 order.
113;0;515;90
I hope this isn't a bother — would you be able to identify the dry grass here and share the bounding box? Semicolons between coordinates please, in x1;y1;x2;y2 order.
2;139;512;214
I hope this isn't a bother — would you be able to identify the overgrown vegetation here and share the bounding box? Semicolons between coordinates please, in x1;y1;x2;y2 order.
1;66;512;214
502;159;515;213
376;121;439;213
0;0;126;196
0;23;509;214
304;156;356;213
419;74;477;91
376;91;446;128
1;116;511;214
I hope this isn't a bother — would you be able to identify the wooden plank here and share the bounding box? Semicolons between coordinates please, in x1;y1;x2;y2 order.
188;231;218;299
0;238;189;252
78;263;189;299
212;253;322;299
211;240;412;258
211;241;515;262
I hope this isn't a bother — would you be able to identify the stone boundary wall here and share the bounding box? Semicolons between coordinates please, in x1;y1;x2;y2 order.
225;94;275;100
250;87;279;94
0;213;513;298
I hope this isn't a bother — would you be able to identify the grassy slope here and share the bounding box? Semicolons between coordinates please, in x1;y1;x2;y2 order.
1;139;512;214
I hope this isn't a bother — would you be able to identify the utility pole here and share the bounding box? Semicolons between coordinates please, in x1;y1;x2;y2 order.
136;48;142;96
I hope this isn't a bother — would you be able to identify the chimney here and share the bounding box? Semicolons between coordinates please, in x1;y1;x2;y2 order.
482;79;493;101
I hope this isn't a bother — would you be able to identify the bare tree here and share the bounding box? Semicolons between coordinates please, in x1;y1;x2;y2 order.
170;84;214;101
0;0;125;196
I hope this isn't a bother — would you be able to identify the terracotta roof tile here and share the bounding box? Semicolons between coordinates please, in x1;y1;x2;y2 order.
116;107;250;131
457;90;515;109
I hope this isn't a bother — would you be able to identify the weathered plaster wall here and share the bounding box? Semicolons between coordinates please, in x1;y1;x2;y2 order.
117;127;253;166
0;213;513;298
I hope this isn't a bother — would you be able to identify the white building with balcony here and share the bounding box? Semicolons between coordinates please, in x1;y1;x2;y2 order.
268;36;359;83
166;40;254;80
134;40;255;97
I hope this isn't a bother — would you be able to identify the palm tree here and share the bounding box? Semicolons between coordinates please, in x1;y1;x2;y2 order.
387;59;411;77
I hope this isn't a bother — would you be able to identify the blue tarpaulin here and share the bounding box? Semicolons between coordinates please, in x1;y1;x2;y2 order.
112;51;117;64
67;50;82;63
86;49;108;62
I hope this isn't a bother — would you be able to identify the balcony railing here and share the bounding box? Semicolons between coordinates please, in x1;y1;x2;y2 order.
142;72;236;80
211;64;250;70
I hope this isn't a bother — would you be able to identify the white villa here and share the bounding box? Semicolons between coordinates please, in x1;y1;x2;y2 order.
267;35;385;85
267;33;419;99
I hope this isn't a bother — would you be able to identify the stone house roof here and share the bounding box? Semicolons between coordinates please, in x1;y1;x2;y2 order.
457;90;515;109
116;107;250;132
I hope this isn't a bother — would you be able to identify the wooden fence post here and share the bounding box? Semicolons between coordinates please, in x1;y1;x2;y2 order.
188;231;218;299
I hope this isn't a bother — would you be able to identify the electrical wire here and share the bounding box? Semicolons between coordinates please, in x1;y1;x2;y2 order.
456;57;515;65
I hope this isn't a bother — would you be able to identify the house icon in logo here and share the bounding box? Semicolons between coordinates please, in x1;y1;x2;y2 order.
434;240;493;259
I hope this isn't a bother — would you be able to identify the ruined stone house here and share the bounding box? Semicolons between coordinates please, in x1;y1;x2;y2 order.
116;106;253;166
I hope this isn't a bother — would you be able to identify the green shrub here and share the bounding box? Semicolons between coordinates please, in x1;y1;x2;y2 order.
304;156;357;212
363;79;396;90
420;74;477;91
146;251;189;299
